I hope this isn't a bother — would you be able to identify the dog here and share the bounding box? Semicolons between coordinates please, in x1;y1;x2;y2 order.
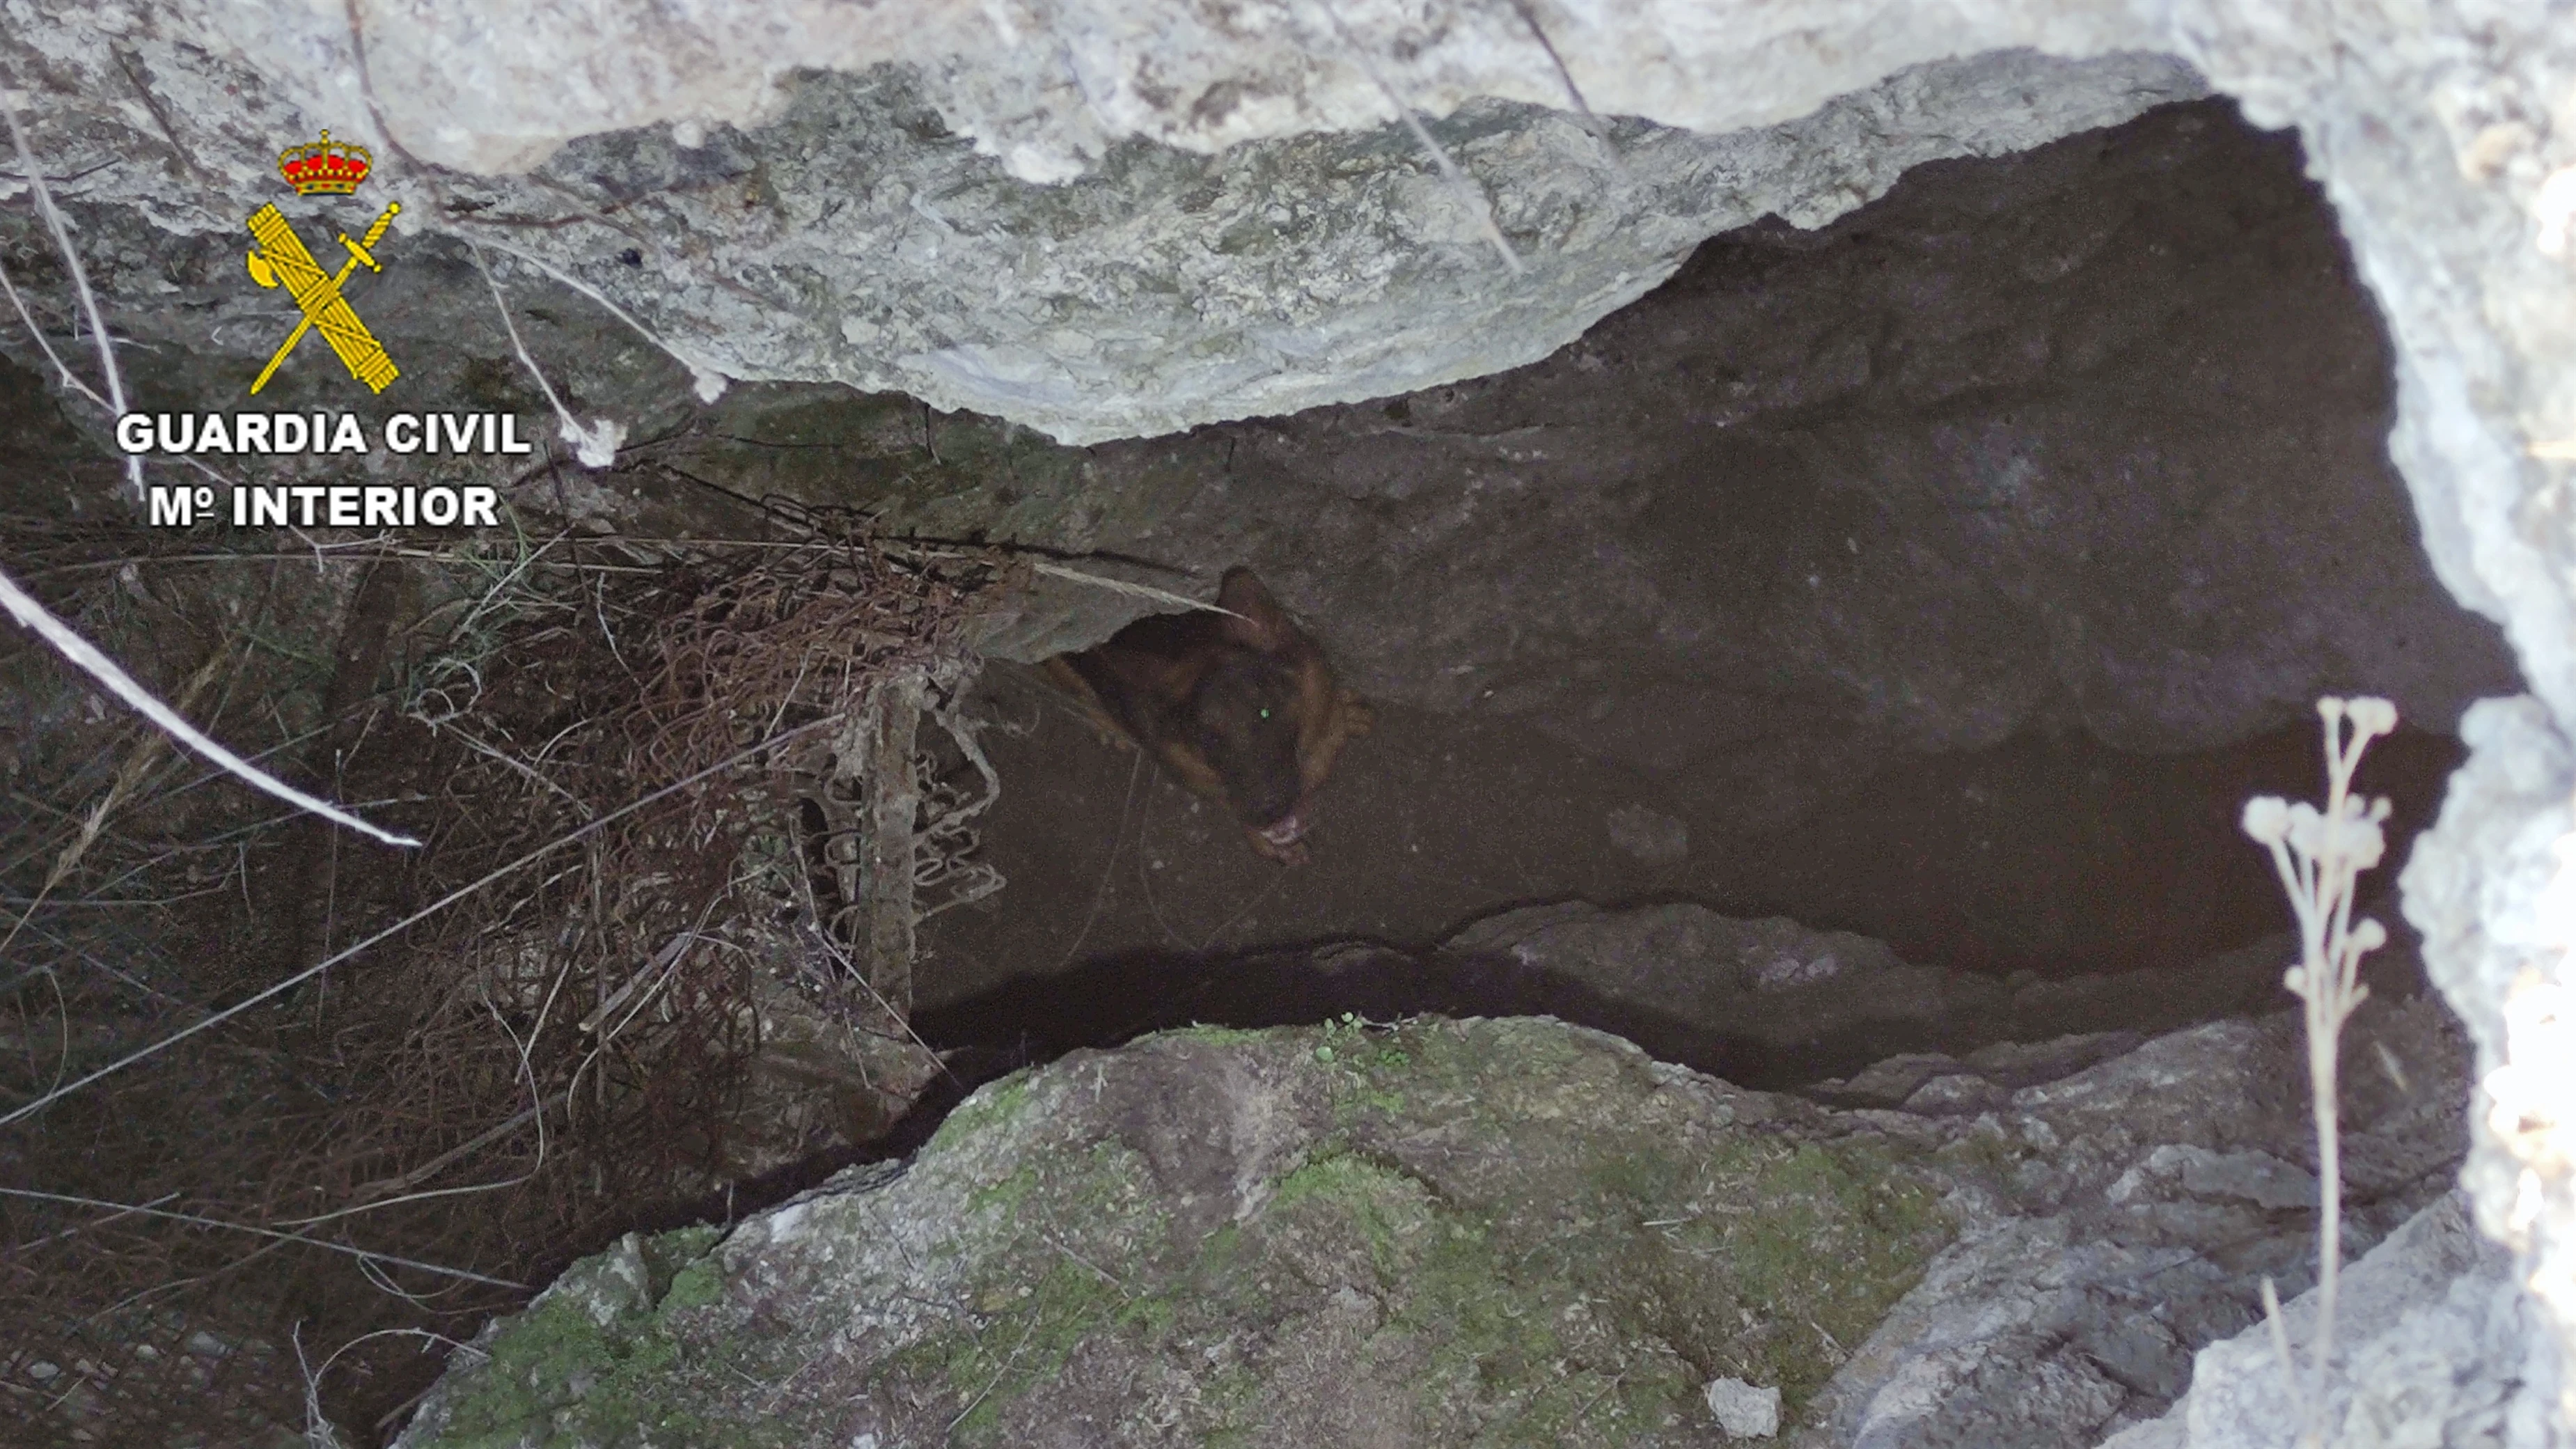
1043;568;1371;866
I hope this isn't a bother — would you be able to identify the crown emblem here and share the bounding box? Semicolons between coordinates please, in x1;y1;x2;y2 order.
276;130;372;196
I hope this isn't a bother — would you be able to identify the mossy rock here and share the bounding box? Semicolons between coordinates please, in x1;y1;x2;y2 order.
394;1017;1952;1448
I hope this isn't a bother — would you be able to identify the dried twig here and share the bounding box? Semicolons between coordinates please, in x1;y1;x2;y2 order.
0;716;836;1128
1308;0;1524;274
1;96;144;496
0;1188;527;1290
1029;561;1246;619
0;561;421;848
7;503;1010;1438
466;242;624;467
1505;0;1592;116
0;648;226;961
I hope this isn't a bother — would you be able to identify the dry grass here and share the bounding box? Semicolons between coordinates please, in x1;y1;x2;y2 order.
1;503;1017;1445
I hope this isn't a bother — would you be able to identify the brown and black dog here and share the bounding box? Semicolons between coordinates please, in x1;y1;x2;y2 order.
1043;568;1371;865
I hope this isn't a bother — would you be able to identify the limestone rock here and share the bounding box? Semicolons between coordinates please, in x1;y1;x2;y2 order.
1803;1003;2479;1449
0;19;2203;444
384;1001;2474;1448
1432;903;2369;1086
0;17;2518;773
1709;1376;1786;1439
391;1017;1961;1446
1062;102;2518;762
2095;1192;2529;1449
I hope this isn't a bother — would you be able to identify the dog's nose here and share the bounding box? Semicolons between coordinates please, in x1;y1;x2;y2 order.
1255;807;1308;847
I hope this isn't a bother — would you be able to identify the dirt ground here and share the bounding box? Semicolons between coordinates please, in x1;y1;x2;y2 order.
913;660;2460;1065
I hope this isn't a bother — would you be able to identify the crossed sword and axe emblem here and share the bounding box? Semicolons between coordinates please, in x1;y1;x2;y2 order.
243;200;402;394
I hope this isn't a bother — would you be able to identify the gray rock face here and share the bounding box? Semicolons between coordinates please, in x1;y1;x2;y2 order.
10;92;2518;778
17;89;2506;861
494;97;2507;808
1709;1377;1786;1439
2398;694;2576;1438
1443;902;1972;1059
2098;1192;2531;1449
1061;101;2517;767
1809;1003;2479;1449
1431;900;2314;1077
932;893;2430;1098
0;13;2202;441
382;1002;2472;1448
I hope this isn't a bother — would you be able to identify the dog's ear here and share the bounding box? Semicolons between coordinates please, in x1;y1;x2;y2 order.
1216;568;1291;652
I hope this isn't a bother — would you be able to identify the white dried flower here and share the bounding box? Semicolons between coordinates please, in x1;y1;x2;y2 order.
2339;809;2387;873
2243;796;2291;844
2245;693;2398;1430
2284;801;2327;859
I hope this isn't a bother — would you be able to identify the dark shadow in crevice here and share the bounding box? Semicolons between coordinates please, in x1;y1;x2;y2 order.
912;914;2425;1096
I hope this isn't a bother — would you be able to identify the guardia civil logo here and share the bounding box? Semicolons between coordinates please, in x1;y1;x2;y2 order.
244;130;401;394
117;127;527;526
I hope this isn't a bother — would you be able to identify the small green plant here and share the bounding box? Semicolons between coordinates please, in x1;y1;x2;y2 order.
1314;1010;1406;1067
1312;1010;1367;1063
2240;695;2396;1448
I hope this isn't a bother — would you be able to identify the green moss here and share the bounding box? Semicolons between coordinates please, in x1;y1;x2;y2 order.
411;1224;785;1448
439;1019;1951;1447
929;1070;1034;1153
661;1258;727;1314
1571;1136;1949;1416
967;1162;1042;1219
1198;1361;1269;1447
942;1258;1128;1441
1310;1015;1417;1118
877;1134;1177;1443
430;1275;743;1447
1586;1145;1692;1205
1138;1020;1948;1437
1115;1291;1179;1337
1327;1021;1950;1430
1271;1152;1425;1282
1259;1147;1702;1443
1402;1215;1566;1418
644;1225;724;1305
1269;1151;1399;1212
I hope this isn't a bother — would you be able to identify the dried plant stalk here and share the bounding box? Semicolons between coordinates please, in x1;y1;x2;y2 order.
2241;694;2397;1447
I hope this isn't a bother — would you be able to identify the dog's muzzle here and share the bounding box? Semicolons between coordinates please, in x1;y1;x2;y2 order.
1255;807;1308;848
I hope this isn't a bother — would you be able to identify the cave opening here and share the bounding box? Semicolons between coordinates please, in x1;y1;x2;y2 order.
906;96;2511;1088
0;75;2526;1448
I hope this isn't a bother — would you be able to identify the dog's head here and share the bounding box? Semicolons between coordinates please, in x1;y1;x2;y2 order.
1185;569;1314;846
